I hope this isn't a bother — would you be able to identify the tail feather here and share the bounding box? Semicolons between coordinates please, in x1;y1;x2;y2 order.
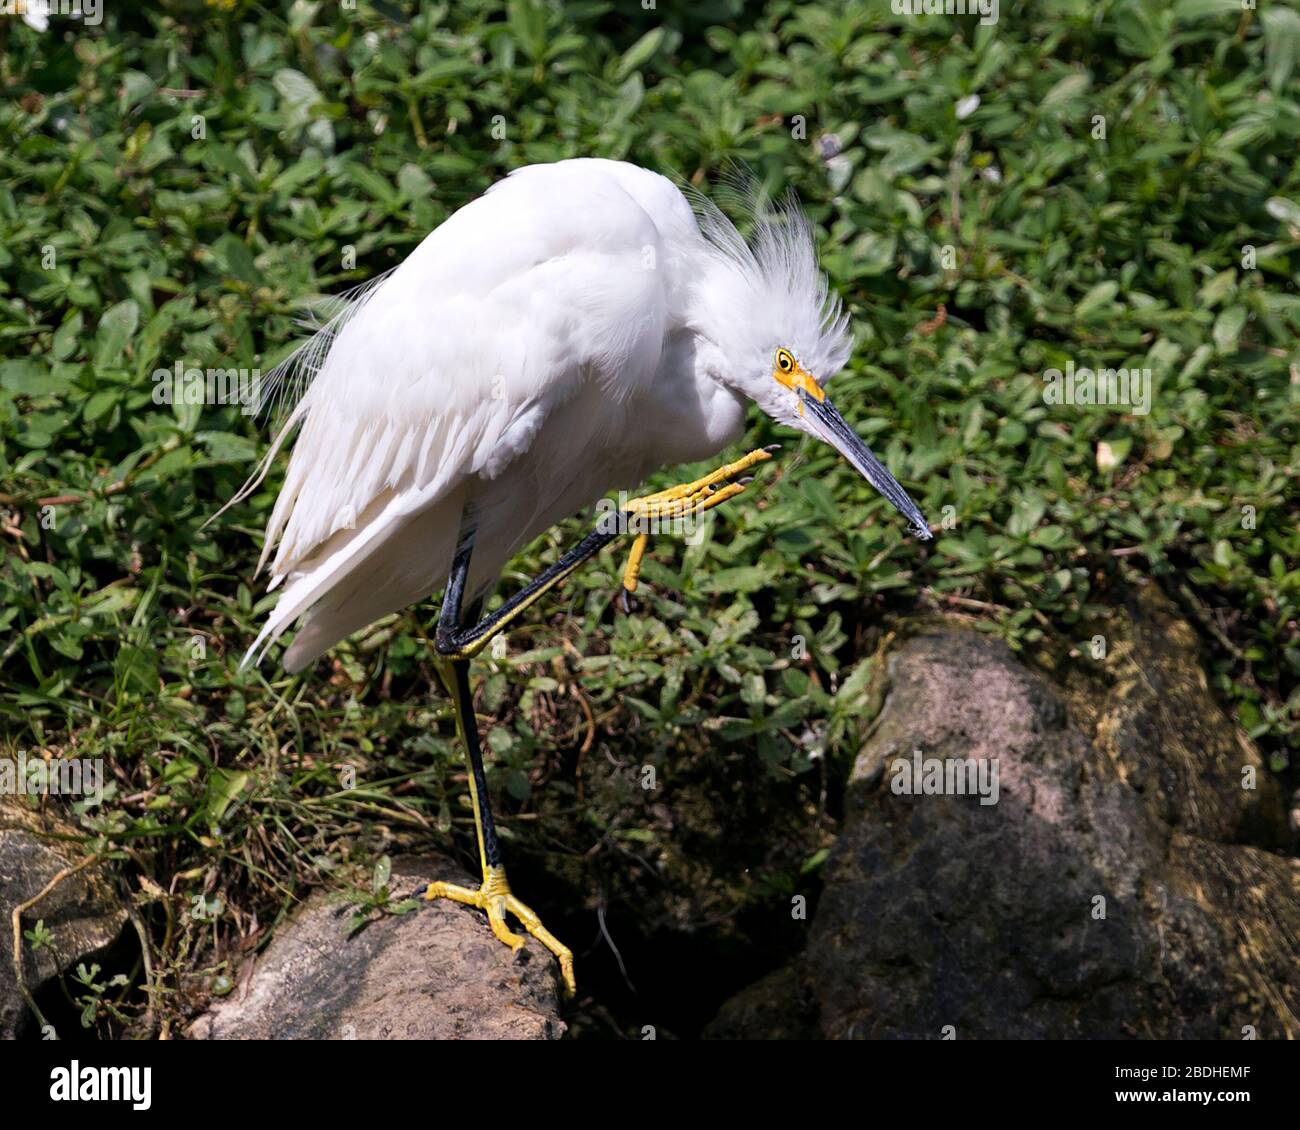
240;484;464;672
202;401;306;536
206;270;395;547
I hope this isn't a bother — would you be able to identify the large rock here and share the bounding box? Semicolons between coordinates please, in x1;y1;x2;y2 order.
188;855;565;1040
709;586;1299;1039
0;795;127;1039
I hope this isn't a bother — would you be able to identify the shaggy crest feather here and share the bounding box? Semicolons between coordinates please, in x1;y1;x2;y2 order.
683;171;853;386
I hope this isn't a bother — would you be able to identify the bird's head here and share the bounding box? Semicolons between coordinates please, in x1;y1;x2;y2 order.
690;184;932;542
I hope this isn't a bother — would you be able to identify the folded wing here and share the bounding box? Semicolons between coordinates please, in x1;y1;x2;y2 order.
239;161;677;670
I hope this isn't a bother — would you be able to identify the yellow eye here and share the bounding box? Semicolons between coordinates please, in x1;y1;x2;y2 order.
775;348;795;373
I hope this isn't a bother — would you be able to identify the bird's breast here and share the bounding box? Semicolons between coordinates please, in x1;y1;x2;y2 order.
630;350;748;469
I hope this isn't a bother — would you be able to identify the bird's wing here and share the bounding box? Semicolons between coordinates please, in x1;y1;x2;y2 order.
239;161;679;668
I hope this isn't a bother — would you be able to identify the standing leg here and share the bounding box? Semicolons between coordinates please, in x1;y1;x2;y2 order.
415;523;575;996
417;447;776;996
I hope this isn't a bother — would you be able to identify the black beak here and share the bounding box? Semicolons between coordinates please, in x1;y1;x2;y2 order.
798;389;932;541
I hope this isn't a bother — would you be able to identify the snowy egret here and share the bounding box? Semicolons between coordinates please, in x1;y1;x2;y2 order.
231;158;931;996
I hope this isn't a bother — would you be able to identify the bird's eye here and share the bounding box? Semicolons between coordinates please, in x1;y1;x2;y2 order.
776;348;795;373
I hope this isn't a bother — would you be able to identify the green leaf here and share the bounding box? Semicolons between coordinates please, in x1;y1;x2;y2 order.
396;163;433;201
204;769;251;826
1076;281;1119;319
0;360;66;396
93;300;139;370
83;387;119;423
114;644;157;699
210;233;262;285
202;143;257;189
85;587;138;617
1265;196;1300;226
272;68;324;125
1041;73;1090;109
615;28;666;81
52;312;83;361
1262;8;1300;92
508;0;548;62
1212;305;1247;355
196;430;258;462
1174;0;1241;21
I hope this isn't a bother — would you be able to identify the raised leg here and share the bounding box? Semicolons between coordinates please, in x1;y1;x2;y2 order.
435;446;777;659
435;524;617;661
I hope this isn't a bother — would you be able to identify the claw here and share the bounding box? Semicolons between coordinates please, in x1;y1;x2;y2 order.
486;899;526;951
421;866;576;997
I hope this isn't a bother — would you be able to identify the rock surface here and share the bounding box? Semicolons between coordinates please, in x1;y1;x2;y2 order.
0;795;127;1039
709;586;1299;1039
188;855;565;1040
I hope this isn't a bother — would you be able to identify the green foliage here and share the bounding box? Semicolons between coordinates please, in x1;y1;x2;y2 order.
340;853;419;932
0;0;1297;1029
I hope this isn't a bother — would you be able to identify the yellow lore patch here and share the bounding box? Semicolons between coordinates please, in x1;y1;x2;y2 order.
772;347;824;410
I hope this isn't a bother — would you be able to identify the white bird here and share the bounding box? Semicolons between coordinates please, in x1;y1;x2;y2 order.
229;157;931;996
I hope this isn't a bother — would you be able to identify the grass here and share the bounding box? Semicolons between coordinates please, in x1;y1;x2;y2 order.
0;0;1297;1037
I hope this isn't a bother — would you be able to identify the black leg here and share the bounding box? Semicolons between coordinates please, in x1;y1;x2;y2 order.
416;449;773;998
432;521;503;874
435;445;776;662
419;517;578;995
447;656;501;871
435;523;618;661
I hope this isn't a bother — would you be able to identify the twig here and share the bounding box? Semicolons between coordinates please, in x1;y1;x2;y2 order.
924;588;1010;615
1175;582;1244;660
923;587;1051;627
122;889;159;1038
10;853;104;1036
0;442;174;509
571;682;596;757
570;682;596;804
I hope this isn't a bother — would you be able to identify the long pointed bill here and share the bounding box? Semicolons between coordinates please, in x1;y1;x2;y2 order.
798;389;932;541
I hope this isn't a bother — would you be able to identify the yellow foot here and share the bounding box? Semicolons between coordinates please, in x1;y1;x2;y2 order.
416;865;576;997
618;445;778;600
624;445;776;520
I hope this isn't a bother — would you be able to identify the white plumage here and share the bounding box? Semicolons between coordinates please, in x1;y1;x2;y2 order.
236;158;928;672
